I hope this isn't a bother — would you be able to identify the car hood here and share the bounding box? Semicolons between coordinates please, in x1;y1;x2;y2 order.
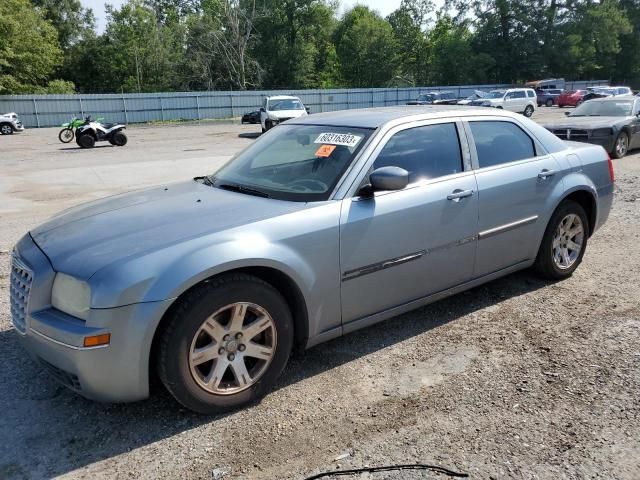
543;116;631;130
30;180;308;280
269;110;306;119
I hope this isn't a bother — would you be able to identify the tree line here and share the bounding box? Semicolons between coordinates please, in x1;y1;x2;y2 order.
1;0;639;95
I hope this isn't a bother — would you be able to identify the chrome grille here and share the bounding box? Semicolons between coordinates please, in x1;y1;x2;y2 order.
9;254;33;334
552;129;589;140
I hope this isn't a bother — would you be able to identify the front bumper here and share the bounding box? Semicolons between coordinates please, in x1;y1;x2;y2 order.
11;234;173;403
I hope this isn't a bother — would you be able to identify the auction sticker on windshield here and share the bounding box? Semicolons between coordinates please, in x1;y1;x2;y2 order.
314;132;363;148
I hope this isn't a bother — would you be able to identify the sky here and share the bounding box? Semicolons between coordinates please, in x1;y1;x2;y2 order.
80;0;404;33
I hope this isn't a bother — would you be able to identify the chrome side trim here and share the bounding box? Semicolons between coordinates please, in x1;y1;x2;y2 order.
478;215;539;240
29;327;110;351
342;250;426;281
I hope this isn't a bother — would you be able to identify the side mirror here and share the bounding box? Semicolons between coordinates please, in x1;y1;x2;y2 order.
305;106;311;114
359;166;409;197
565;111;571;116
259;107;265;112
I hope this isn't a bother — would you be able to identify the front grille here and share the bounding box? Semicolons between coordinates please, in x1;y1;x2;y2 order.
552;129;589;140
9;253;33;334
39;358;81;391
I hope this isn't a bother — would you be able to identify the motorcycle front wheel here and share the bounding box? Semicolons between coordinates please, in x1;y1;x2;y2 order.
59;128;74;143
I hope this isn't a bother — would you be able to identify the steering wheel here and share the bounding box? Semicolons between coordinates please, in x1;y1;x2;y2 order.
289;179;328;192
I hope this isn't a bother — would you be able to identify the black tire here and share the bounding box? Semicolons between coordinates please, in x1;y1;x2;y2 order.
158;273;294;414
533;200;589;280
265;120;273;131
110;131;127;146
261;126;266;133
59;128;74;143
0;123;13;135
546;99;554;107
77;133;95;148
523;105;534;117
611;131;629;159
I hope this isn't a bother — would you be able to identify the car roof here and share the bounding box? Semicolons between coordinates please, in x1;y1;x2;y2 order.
288;105;523;129
267;95;301;100
588;95;636;102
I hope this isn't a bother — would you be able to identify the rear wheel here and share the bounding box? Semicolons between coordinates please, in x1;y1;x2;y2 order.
110;131;127;146
158;274;294;414
523;105;534;117
534;200;589;280
77;133;95;148
0;123;13;135
612;131;629;159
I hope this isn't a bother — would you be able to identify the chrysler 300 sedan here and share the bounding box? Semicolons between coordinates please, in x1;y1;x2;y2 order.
11;106;614;413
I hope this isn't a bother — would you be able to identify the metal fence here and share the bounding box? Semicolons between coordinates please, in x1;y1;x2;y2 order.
0;80;608;128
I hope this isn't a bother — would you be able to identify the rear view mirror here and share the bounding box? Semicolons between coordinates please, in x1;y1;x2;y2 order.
359;166;409;197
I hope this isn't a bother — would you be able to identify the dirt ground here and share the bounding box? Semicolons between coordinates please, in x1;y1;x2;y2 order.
0;108;638;480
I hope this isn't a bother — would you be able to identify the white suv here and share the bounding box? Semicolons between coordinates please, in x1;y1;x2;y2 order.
260;95;308;132
0;112;25;135
472;88;537;117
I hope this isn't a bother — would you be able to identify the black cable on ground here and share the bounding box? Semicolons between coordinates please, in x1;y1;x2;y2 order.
303;463;469;479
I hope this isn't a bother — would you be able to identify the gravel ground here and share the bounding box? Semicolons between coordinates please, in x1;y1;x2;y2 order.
0;109;639;480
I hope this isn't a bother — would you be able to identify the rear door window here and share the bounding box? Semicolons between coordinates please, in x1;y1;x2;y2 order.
374;123;463;184
470;121;536;168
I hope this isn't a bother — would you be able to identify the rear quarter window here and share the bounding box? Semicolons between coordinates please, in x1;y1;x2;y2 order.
470;121;536;168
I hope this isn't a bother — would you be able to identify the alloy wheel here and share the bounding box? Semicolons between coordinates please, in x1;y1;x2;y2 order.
1;125;12;135
552;214;584;270
615;134;628;158
189;302;277;395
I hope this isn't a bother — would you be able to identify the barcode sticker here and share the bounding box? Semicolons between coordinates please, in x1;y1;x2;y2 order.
314;132;362;148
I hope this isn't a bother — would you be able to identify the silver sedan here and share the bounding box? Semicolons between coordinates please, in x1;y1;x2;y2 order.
11;106;614;413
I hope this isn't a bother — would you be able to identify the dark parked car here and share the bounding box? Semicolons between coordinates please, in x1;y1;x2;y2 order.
407;91;458;105
537;88;564;107
582;86;632;102
543;97;640;158
241;110;260;124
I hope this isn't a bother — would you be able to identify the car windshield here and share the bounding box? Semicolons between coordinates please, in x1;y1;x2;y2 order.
570;100;633;117
488;90;505;98
417;94;436;101
268;99;304;111
209;124;373;201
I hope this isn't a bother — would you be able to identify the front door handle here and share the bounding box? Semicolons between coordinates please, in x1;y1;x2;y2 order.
538;169;556;179
447;189;474;201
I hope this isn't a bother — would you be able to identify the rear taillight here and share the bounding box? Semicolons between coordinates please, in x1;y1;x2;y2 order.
607;154;615;182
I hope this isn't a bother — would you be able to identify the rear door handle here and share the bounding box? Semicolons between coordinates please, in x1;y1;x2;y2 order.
447;189;474;201
538;169;556;179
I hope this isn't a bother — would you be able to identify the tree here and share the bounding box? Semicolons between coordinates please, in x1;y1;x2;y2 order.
31;0;95;50
0;0;67;94
334;6;398;87
183;0;262;90
101;0;184;92
252;0;339;88
388;4;428;84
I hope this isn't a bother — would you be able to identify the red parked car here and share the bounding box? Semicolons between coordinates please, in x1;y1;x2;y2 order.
557;90;587;108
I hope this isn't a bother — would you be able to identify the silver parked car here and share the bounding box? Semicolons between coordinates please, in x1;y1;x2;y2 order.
11;106;614;413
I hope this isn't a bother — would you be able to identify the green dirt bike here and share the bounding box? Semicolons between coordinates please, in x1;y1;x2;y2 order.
58;116;103;143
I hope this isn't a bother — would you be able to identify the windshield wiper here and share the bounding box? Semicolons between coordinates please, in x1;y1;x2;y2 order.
217;183;271;198
194;175;215;186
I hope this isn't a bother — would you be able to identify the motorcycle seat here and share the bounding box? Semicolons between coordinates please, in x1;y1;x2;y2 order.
102;123;115;129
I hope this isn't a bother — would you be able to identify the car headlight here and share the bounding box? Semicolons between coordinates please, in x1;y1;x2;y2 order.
51;273;91;320
591;128;613;137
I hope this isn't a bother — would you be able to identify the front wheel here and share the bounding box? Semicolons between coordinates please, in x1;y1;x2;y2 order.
59;128;74;143
0;124;13;135
77;133;95;148
523;105;534;117
533;200;589;280
611;131;629;159
158;274;293;414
